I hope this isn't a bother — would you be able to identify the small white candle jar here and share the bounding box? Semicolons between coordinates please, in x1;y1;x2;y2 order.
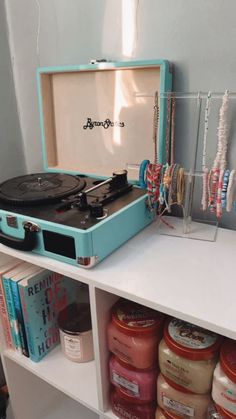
58;303;94;363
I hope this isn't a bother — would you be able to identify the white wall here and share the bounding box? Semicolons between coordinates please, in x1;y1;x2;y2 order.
5;0;236;174
0;1;26;182
3;0;236;229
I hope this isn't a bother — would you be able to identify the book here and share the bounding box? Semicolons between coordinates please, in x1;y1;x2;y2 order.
2;262;38;352
19;270;76;362
0;256;22;349
10;264;43;356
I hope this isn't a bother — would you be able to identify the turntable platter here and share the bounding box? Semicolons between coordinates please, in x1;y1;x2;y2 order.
0;173;86;205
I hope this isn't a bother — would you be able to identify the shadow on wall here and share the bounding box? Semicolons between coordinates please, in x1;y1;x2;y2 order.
0;1;26;183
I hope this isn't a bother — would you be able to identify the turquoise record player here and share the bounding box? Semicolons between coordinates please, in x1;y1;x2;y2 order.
0;60;172;268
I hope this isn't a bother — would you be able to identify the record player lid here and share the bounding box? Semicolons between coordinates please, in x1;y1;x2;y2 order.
37;60;172;180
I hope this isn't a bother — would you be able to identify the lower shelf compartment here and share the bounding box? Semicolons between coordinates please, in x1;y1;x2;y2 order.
3;346;99;413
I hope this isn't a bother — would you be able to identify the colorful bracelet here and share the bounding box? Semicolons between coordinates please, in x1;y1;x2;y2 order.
226;169;236;212
221;169;230;208
216;169;224;219
208;168;220;213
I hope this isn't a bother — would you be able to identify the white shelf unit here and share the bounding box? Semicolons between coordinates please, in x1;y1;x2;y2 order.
0;220;236;419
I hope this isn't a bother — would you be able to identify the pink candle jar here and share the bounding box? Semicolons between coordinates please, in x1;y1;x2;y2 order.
107;298;165;369
159;318;222;394
212;340;236;416
109;355;158;402
111;387;156;419
157;373;212;418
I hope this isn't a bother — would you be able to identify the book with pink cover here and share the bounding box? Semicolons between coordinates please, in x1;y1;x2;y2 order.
0;255;22;349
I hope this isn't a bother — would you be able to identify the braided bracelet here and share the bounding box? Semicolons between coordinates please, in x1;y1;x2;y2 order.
169;164;180;206
208;168;220;213
146;163;162;210
177;167;185;206
216;170;224;219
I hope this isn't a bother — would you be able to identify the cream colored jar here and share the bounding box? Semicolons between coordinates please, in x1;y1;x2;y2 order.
212;340;236;416
159;318;222;394
157;373;212;419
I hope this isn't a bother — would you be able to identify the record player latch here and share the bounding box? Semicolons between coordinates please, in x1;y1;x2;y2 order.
23;221;41;233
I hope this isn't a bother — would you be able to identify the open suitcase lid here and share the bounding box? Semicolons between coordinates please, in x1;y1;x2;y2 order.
37;60;172;181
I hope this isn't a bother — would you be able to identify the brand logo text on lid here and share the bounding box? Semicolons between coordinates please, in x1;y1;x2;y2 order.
83;118;125;130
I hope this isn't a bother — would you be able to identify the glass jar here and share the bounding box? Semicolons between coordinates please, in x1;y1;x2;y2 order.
212;340;236;416
157;373;212;418
156;407;179;418
159;318;222;394
109;355;158;402
216;404;236;418
58;302;94;362
108;298;165;369
110;387;156;419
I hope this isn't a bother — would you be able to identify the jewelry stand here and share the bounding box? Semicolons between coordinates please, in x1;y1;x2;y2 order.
158;92;236;242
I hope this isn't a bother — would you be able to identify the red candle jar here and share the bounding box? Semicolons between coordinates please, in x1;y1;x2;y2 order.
212;339;236;416
108;298;165;369
109;355;158;402
111;387;156;419
216;404;236;418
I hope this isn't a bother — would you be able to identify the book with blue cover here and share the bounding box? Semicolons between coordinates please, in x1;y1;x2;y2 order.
2;262;35;352
9;264;43;356
19;269;76;362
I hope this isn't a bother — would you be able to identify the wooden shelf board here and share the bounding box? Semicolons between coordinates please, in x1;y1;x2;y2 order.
0;221;236;340
3;346;99;414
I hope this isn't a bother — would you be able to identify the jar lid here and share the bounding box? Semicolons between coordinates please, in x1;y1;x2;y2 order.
111;299;165;336
220;339;236;384
112;354;158;373
159;409;179;419
216;404;236;418
164;318;222;361
112;387;156;407
58;302;92;334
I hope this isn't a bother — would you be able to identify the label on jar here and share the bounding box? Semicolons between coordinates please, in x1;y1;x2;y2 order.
112;372;140;396
220;388;236;413
168;319;218;349
64;335;82;359
116;304;159;328
162;395;194;417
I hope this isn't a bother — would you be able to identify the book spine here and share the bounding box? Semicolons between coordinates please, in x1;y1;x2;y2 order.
0;279;13;349
10;281;29;357
19;287;36;360
3;278;22;352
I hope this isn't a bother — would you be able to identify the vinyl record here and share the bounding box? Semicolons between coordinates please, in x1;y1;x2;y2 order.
0;173;86;205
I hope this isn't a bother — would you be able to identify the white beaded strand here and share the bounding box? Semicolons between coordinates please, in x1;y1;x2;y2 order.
201;92;211;211
202;92;211;171
213;90;229;171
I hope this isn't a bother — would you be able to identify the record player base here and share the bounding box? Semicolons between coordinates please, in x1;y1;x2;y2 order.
0;195;153;268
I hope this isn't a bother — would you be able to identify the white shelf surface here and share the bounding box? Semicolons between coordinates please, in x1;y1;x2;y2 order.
3;346;99;414
0;221;236;339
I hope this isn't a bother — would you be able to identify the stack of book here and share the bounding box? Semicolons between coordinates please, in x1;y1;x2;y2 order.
0;254;76;362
